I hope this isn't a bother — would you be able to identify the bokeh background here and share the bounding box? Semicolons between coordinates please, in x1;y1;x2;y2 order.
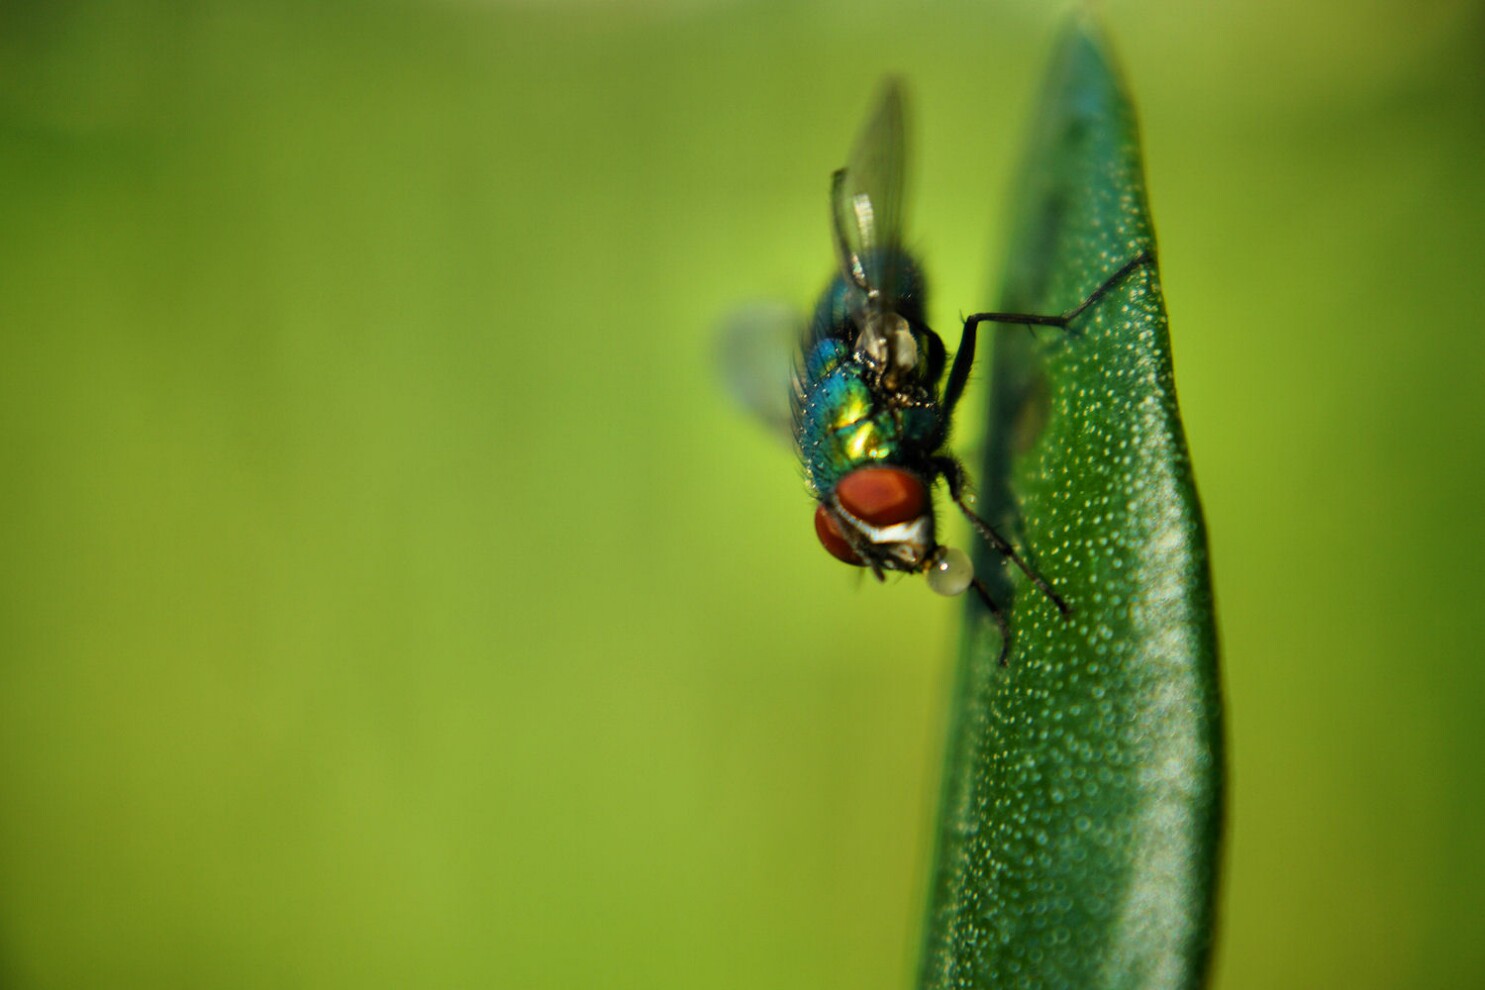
3;0;1483;987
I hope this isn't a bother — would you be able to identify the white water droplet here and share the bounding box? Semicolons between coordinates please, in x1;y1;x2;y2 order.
926;546;973;597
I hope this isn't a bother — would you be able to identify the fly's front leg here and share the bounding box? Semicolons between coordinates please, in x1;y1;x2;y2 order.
966;577;1013;667
931;455;1071;617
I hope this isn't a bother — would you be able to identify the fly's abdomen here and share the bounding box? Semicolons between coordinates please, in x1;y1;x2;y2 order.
804;252;927;353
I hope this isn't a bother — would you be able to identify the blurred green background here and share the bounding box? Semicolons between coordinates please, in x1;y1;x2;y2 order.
2;1;1483;987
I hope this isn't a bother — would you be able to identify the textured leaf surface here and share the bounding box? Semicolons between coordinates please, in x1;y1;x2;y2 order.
917;20;1224;990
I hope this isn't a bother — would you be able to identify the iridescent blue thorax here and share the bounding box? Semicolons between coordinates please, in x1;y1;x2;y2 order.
793;249;949;498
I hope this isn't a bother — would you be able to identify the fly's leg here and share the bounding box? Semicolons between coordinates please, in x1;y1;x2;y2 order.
918;321;947;388
961;250;1153;338
965;577;1013;667
931;455;1071;617
940;310;977;423
930;255;1152;661
935;251;1155;606
940;251;1152;421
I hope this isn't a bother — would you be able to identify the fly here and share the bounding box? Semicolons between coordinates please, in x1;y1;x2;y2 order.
791;77;1149;665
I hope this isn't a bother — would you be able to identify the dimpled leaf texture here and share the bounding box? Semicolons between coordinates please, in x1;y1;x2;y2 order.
917;20;1224;990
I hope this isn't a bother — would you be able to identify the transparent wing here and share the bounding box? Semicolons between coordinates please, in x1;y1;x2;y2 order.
833;77;908;311
715;301;805;444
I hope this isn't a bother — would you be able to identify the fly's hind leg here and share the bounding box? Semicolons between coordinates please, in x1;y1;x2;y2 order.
961;249;1154;338
939;251;1153;431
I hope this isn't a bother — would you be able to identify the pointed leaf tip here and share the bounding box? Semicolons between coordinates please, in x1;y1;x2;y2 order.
919;18;1224;990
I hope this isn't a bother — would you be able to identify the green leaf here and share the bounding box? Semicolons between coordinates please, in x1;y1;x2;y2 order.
917;18;1224;990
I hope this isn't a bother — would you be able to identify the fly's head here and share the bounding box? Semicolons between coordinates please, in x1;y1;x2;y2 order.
813;466;977;599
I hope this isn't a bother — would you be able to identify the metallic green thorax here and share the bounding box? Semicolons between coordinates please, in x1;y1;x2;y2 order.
793;249;950;499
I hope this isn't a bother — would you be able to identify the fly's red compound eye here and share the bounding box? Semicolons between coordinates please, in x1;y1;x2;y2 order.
814;504;864;565
834;467;927;526
813;467;930;566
